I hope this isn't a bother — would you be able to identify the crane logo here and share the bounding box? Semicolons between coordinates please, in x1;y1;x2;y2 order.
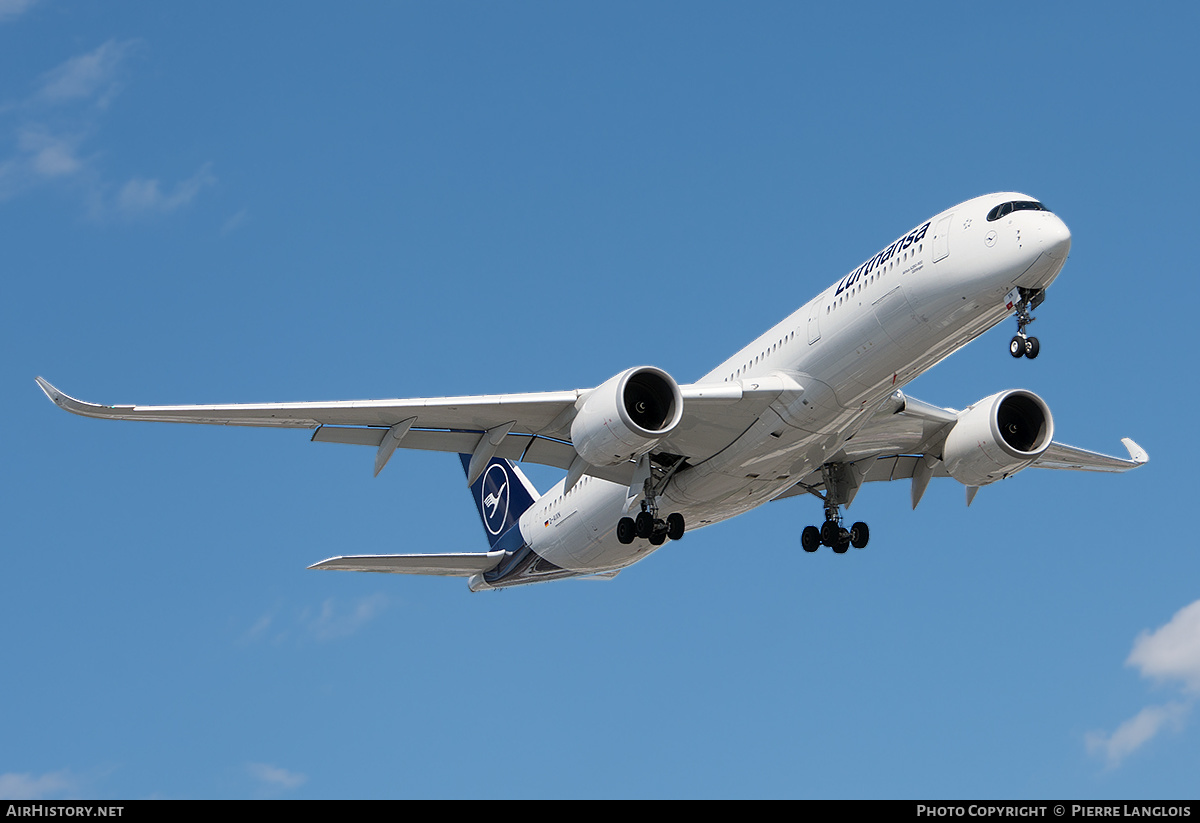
481;463;511;536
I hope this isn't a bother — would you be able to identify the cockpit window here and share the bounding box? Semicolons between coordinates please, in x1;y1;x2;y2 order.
987;200;1049;221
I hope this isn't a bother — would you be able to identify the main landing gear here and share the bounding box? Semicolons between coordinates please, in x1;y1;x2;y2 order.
799;462;870;554
801;516;869;554
1008;287;1045;360
616;457;686;546
617;508;685;546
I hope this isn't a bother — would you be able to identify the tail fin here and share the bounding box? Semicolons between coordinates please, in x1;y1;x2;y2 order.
458;454;539;549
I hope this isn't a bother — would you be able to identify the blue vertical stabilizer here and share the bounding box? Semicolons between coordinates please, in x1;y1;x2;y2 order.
457;454;539;550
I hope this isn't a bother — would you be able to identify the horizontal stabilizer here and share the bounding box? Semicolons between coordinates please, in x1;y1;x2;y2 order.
308;550;505;577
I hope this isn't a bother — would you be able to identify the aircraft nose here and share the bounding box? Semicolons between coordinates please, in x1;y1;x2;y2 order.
1043;214;1071;260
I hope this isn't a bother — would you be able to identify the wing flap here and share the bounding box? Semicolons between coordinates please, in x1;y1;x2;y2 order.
307;425;635;480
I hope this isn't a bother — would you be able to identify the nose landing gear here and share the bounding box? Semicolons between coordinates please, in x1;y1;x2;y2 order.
1008;287;1044;359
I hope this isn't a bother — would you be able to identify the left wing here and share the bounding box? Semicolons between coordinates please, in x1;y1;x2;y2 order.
774;389;1146;508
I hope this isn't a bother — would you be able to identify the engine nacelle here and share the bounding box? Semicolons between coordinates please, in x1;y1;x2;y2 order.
570;367;683;467
941;389;1054;487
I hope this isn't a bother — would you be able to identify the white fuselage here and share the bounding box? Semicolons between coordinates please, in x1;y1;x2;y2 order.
518;193;1072;573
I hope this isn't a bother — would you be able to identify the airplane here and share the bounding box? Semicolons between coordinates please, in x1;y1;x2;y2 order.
36;192;1148;591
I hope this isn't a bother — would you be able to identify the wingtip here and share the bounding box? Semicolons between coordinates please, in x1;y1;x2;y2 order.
1121;438;1149;466
34;377;122;418
34;376;67;407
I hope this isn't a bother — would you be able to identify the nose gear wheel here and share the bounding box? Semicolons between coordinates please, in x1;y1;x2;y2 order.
1008;288;1044;359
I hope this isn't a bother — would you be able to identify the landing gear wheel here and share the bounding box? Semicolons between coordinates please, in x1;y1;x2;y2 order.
617;517;636;545
666;513;685;541
1024;336;1040;359
635;511;655;539
820;520;839;546
802;525;821;553
648;530;667;546
1010;336;1025;358
850;521;869;549
833;529;851;554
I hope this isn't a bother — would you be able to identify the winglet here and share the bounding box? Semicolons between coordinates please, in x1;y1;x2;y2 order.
36;376;140;422
35;376;67;408
1121;438;1149;466
34;376;118;417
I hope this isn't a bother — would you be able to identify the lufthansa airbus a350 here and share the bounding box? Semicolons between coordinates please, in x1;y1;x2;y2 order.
38;192;1147;591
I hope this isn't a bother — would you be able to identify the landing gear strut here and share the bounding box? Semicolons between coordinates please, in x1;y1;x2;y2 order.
1008;287;1044;360
615;456;687;545
799;462;869;554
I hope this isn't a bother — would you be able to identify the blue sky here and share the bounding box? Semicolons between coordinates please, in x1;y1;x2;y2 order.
3;1;1197;800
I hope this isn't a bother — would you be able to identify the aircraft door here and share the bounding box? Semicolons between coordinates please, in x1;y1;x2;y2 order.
807;300;821;344
932;214;952;263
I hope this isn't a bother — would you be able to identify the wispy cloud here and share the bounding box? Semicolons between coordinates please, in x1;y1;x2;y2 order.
0;769;80;800
115;163;217;217
0;41;131;200
0;0;38;24
17;126;85;177
301;594;388;642
1;38;216;218
220;207;250;235
246;762;307;795
240;611;276;645
36;39;136;108
1086;702;1190;769
1087;599;1200;768
241;594;389;646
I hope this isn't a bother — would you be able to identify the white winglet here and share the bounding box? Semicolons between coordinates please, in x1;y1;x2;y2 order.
1121;438;1149;466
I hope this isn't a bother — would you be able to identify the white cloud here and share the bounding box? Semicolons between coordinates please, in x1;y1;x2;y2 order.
1087;599;1200;768
0;0;37;24
115;163;216;216
246;762;307;793
1127;600;1200;692
0;770;79;800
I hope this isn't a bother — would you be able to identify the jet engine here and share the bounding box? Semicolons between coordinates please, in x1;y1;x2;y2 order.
941;390;1054;487
570;366;683;466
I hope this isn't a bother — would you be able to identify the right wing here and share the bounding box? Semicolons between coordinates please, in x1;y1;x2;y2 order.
771;389;1147;508
35;375;784;482
1032;438;1149;472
